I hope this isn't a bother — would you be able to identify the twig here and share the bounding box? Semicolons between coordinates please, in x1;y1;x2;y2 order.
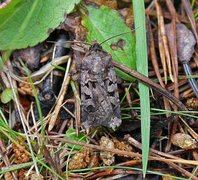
70;80;81;134
48;57;72;131
112;61;188;111
146;10;189;23
46;135;198;166
6;55;70;85
124;135;198;180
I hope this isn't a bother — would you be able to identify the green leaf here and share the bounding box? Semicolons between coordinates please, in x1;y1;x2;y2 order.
0;56;5;70
1;88;14;104
65;128;87;150
0;0;81;50
82;6;136;81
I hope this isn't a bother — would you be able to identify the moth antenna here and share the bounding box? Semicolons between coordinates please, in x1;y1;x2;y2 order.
99;28;138;45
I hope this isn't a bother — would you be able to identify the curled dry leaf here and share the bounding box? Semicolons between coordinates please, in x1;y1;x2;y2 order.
186;98;198;109
171;133;197;150
100;136;115;165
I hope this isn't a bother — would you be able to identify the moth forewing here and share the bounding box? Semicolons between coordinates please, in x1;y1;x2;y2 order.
80;42;121;129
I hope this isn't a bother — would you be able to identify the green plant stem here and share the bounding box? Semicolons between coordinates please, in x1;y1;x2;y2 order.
132;0;150;177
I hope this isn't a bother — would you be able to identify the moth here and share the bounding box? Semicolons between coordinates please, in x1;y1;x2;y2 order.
80;42;121;129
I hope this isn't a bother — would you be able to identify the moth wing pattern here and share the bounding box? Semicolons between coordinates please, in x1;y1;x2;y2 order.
80;43;121;129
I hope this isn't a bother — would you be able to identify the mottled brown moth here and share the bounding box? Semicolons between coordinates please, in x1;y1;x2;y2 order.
80;42;121;129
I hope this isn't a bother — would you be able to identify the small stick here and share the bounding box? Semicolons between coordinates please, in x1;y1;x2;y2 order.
70;80;81;134
146;10;189;23
46;135;198;166
48;58;72;131
6;55;70;84
124;135;198;180
112;60;187;111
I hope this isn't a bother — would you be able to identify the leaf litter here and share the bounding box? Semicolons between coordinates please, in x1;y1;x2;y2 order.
0;0;198;179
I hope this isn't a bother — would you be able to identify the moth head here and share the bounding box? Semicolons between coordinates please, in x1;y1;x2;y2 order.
89;41;103;52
